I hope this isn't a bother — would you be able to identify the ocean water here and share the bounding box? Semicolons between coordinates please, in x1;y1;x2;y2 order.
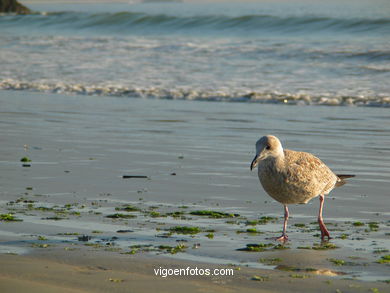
1;0;389;106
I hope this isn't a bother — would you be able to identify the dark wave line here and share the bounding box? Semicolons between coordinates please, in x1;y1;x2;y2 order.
1;11;389;35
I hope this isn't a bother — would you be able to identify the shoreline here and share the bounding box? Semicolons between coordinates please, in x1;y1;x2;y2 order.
0;90;389;292
1;247;389;293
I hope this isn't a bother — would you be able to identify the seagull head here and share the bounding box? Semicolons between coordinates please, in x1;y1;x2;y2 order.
250;135;284;170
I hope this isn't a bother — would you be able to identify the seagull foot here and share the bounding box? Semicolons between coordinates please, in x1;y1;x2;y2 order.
320;232;332;241
319;223;332;241
275;234;288;242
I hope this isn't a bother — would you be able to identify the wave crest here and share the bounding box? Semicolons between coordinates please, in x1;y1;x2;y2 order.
1;11;389;35
1;79;389;107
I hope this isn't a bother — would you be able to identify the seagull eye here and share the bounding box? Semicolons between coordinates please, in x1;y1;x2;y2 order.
266;145;271;150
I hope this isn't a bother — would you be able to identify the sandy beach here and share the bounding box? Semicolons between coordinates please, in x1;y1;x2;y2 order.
0;90;389;292
1;248;389;293
1;1;390;290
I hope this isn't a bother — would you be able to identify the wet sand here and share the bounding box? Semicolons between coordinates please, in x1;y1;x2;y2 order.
1;248;389;293
0;90;389;291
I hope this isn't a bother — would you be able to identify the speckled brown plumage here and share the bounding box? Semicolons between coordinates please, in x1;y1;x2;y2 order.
250;135;354;241
258;149;338;204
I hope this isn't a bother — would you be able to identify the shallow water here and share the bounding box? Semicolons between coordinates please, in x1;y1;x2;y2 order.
0;91;389;281
0;0;389;105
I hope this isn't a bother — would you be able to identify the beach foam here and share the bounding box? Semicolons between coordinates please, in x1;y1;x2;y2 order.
1;79;389;107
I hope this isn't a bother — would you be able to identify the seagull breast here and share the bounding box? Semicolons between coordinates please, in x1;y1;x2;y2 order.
258;149;338;204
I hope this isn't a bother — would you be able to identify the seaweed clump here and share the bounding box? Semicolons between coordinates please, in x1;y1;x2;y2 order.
190;210;239;218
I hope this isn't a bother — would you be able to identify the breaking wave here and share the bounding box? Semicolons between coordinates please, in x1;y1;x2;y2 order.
1;79;389;107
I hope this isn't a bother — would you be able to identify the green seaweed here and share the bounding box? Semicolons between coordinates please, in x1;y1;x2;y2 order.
272;244;289;250
246;228;262;233
225;220;238;225
44;216;66;220
304;268;317;272
377;255;390;264
0;213;22;222
259;258;282;265
31;243;50;248
34;206;54;212
294;223;306;228
15;197;36;204
106;213;137;219
189;210;239;218
236;228;263;234
339;233;349;240
368;222;379;231
148;206;159;210
64;247;77;251
148;211;163;218
237;243;274;252
246;216;278;226
158;244;187;254
104;247;122;252
328;258;345;266
20;156;31;162
115;205;140;212
64;203;79;209
169;226;201;234
108;278;124;283
84;243;103;248
275;265;299;272
251;275;269;281
129;244;153;249
312;243;338;250
276;265;318;274
258;216;278;224
122;249;137;254
245;220;258;226
92;230;103;234
352;221;365;227
166;211;185;218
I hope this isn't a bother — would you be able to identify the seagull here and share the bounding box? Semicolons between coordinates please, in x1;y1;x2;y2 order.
250;135;354;241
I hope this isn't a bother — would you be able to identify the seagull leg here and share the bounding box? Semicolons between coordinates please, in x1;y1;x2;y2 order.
318;194;331;240
276;205;289;242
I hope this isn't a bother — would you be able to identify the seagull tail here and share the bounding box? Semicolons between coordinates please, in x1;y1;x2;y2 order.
335;174;355;187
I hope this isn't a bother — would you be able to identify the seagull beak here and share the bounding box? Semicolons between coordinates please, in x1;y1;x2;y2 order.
250;154;259;171
251;151;268;170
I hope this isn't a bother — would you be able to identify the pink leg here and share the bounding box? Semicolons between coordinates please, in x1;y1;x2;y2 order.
276;205;289;242
318;194;331;240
